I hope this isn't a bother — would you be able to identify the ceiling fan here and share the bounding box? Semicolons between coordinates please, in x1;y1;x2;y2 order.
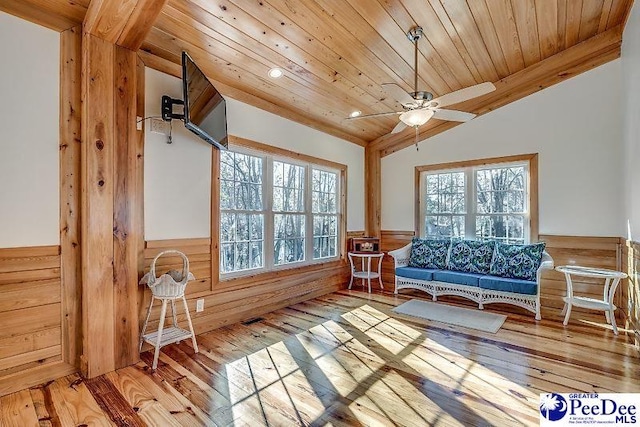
348;26;497;147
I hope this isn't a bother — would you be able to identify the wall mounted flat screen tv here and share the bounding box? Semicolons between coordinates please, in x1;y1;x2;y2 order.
182;52;228;150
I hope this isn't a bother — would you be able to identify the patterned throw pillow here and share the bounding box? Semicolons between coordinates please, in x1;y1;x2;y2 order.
447;239;496;274
408;238;450;269
489;242;546;281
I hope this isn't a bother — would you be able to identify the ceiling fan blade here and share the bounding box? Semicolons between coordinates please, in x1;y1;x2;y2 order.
432;109;476;122
390;120;408;134
432;82;496;108
382;83;416;105
346;111;401;120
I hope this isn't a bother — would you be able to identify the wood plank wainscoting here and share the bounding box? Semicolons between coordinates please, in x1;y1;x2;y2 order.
380;232;629;321
0;246;77;396
139;233;364;340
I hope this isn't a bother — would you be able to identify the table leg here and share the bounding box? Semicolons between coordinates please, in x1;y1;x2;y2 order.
367;256;372;293
140;296;155;351
562;303;573;326
563;272;573;326
348;253;354;290
604;278;611;324
152;299;168;370
610;310;619;335
377;255;384;289
607;277;621;334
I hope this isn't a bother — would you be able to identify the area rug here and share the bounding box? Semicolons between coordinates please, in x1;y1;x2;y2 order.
391;299;507;333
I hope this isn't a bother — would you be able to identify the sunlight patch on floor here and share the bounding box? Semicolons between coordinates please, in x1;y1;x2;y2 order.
224;358;261;405
341;307;383;332
295;329;339;359
401;345;537;423
319;320;354;343
314;353;360;396
222;344;326;424
367;369;466;426
265;342;301;378
230;394;268;426
280;369;327;422
215;304;541;425
341;304;422;355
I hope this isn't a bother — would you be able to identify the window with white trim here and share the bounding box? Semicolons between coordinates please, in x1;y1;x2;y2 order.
220;147;341;276
419;159;532;244
220;151;264;273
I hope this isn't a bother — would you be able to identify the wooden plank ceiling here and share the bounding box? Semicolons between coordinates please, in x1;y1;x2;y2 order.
1;0;633;147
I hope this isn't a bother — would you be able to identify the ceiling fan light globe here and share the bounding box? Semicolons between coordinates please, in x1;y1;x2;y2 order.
399;109;432;127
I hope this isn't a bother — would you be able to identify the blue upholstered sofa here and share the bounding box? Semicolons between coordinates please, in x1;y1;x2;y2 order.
388;238;554;319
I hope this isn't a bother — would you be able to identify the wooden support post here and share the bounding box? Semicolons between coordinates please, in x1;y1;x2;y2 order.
81;32;116;377
365;146;381;239
81;32;143;378
113;45;141;369
136;56;148;332
60;26;82;370
76;0;162;378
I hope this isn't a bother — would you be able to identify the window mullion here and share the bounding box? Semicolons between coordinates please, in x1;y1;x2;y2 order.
265;156;274;270
466;167;475;239
306;165;313;262
525;163;531;243
419;172;426;237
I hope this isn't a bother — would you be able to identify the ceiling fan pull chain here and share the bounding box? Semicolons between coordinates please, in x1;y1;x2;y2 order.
415;125;419;151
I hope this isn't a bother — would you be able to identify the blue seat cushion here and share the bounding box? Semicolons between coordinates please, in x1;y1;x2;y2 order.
479;276;537;295
395;267;436;281
433;270;483;287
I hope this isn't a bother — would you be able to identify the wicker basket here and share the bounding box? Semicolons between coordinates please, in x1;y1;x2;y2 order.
139;250;195;299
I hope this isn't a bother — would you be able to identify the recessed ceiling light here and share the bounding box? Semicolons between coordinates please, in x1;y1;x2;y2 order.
350;110;362;118
268;67;284;78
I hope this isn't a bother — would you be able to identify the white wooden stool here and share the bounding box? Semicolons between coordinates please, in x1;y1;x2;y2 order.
139;250;199;369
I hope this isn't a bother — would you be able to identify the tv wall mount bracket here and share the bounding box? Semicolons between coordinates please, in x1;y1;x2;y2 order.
161;95;184;121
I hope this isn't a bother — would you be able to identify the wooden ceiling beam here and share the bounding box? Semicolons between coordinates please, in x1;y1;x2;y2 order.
84;0;168;50
370;24;624;157
0;0;86;32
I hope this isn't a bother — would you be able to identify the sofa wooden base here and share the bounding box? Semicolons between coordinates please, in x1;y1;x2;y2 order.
394;277;541;320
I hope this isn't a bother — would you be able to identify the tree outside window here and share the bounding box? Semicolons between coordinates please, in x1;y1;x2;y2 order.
220;147;342;276
421;159;531;244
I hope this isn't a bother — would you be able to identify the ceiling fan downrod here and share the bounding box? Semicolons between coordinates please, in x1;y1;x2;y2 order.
406;26;433;103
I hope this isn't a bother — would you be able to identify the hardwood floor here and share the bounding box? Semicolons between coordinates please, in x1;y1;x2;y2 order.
2;288;639;426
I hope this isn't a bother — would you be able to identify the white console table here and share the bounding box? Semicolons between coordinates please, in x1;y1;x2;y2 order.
348;252;384;293
555;265;627;335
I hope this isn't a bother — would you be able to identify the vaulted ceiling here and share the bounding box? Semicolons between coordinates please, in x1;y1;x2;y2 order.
1;0;634;150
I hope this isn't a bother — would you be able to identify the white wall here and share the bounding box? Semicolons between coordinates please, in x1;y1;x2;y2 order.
144;68;365;240
144;68;213;240
623;1;640;241
0;12;59;248
382;60;623;237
